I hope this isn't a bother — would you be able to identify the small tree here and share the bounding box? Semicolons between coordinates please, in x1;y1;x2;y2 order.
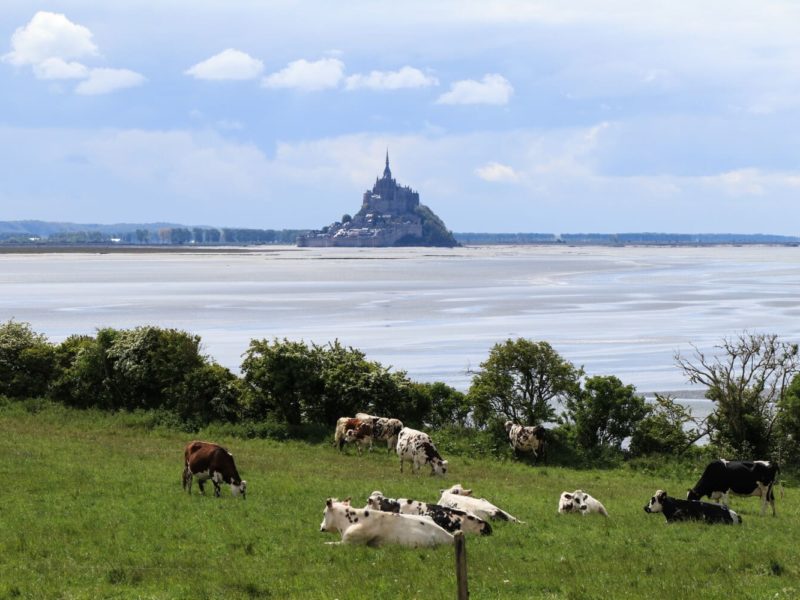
0;320;56;398
675;332;799;456
563;375;648;450
468;338;582;426
629;394;697;456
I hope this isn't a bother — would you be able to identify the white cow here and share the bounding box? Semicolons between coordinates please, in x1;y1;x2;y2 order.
396;427;448;476
558;490;609;517
438;484;523;523
319;498;454;547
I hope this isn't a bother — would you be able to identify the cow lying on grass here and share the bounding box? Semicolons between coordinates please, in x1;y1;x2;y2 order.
182;440;246;499
438;484;523;523
644;490;742;525
558;490;609;517
320;498;454;547
366;491;492;536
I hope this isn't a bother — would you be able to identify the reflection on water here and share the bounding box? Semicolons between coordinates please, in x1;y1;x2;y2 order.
2;245;799;407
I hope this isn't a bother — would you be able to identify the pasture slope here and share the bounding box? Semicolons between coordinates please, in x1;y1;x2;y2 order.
0;402;797;600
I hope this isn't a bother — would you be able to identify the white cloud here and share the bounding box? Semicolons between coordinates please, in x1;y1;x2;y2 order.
32;57;89;80
436;74;513;105
475;161;519;182
345;67;438;91
185;48;263;80
262;58;344;91
3;11;97;67
75;68;146;95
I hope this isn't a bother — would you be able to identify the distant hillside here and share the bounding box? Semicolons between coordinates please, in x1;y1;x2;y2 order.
0;220;183;237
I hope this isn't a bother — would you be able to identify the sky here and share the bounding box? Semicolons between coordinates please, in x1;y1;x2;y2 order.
2;1;800;234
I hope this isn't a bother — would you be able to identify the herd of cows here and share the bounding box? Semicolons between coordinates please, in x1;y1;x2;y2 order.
181;413;783;548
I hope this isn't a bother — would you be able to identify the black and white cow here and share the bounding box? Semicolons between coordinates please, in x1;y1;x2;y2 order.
687;459;780;516
182;440;246;498
645;490;742;524
366;491;492;535
505;421;546;460
396;427;448;476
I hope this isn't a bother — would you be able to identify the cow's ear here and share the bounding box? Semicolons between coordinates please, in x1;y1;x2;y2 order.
563;494;572;499
326;498;333;507
343;497;351;505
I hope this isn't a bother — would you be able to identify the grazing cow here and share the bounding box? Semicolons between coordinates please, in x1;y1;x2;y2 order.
319;498;454;547
645;490;742;524
343;422;374;455
334;417;363;451
182;441;246;498
438;484;523;523
505;421;547;460
355;414;404;453
558;490;609;517
366;491;492;536
687;459;780;516
396;427;448;476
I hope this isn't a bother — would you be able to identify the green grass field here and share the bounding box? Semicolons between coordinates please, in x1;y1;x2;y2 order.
1;401;797;599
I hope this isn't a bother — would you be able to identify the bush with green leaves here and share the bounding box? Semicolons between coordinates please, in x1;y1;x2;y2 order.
468;338;582;426
562;375;648;451
629;394;694;457
0;320;56;398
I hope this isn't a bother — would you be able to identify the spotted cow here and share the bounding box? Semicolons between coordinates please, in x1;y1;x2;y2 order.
558;490;609;517
505;421;546;460
319;498;454;547
438;484;523;523
396;427;448;476
334;417;363;452
356;413;404;452
182;440;246;498
366;491;492;535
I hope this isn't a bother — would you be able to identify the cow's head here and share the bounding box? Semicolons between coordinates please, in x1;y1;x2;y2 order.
431;459;448;477
320;498;351;533
442;484;472;496
344;429;358;443
504;420;514;433
644;490;667;513
366;491;385;510
686;488;701;501
231;480;247;499
558;492;576;513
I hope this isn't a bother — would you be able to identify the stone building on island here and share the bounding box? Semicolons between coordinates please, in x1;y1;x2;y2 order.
297;153;457;247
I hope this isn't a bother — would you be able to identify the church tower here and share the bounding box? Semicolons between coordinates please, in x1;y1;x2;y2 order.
383;149;392;180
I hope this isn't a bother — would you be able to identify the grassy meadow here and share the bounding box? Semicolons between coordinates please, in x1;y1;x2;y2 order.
1;401;798;600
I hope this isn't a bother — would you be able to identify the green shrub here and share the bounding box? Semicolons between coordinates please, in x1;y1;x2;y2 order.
0;320;56;398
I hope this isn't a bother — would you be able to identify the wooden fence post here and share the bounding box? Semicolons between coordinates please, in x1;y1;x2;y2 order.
454;531;468;600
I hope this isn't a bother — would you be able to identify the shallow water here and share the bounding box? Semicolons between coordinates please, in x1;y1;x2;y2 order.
2;245;799;411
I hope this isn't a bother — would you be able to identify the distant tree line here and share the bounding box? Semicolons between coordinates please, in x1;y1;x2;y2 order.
0;228;309;245
454;232;800;245
2;320;800;467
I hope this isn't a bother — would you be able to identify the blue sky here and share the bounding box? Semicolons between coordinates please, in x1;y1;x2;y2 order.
2;1;800;233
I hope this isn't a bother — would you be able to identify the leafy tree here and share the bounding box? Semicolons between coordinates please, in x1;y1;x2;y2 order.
629;394;695;456
341;214;352;223
168;362;242;426
0;320;56;398
563;375;648;450
468;338;582;426
415;381;470;429
675;332;799;456
241;338;322;425
50;334;112;408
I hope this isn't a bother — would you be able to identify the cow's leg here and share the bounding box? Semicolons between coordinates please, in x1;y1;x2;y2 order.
768;483;776;516
198;479;206;495
213;481;221;497
183;468;193;493
399;457;404;473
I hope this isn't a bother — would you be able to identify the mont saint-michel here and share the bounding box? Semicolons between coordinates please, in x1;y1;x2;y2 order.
297;153;457;248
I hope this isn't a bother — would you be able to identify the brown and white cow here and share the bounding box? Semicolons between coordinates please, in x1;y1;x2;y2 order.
182;441;246;498
334;417;363;451
505;421;546;460
343;422;374;455
355;413;404;452
396;427;448;476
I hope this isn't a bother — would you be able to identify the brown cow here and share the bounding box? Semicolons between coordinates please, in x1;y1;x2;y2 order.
182;441;247;498
334;417;363;451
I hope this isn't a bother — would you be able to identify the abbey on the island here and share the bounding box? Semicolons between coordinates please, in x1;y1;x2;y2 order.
297;153;457;248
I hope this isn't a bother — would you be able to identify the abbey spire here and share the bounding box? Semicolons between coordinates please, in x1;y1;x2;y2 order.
383;149;392;180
